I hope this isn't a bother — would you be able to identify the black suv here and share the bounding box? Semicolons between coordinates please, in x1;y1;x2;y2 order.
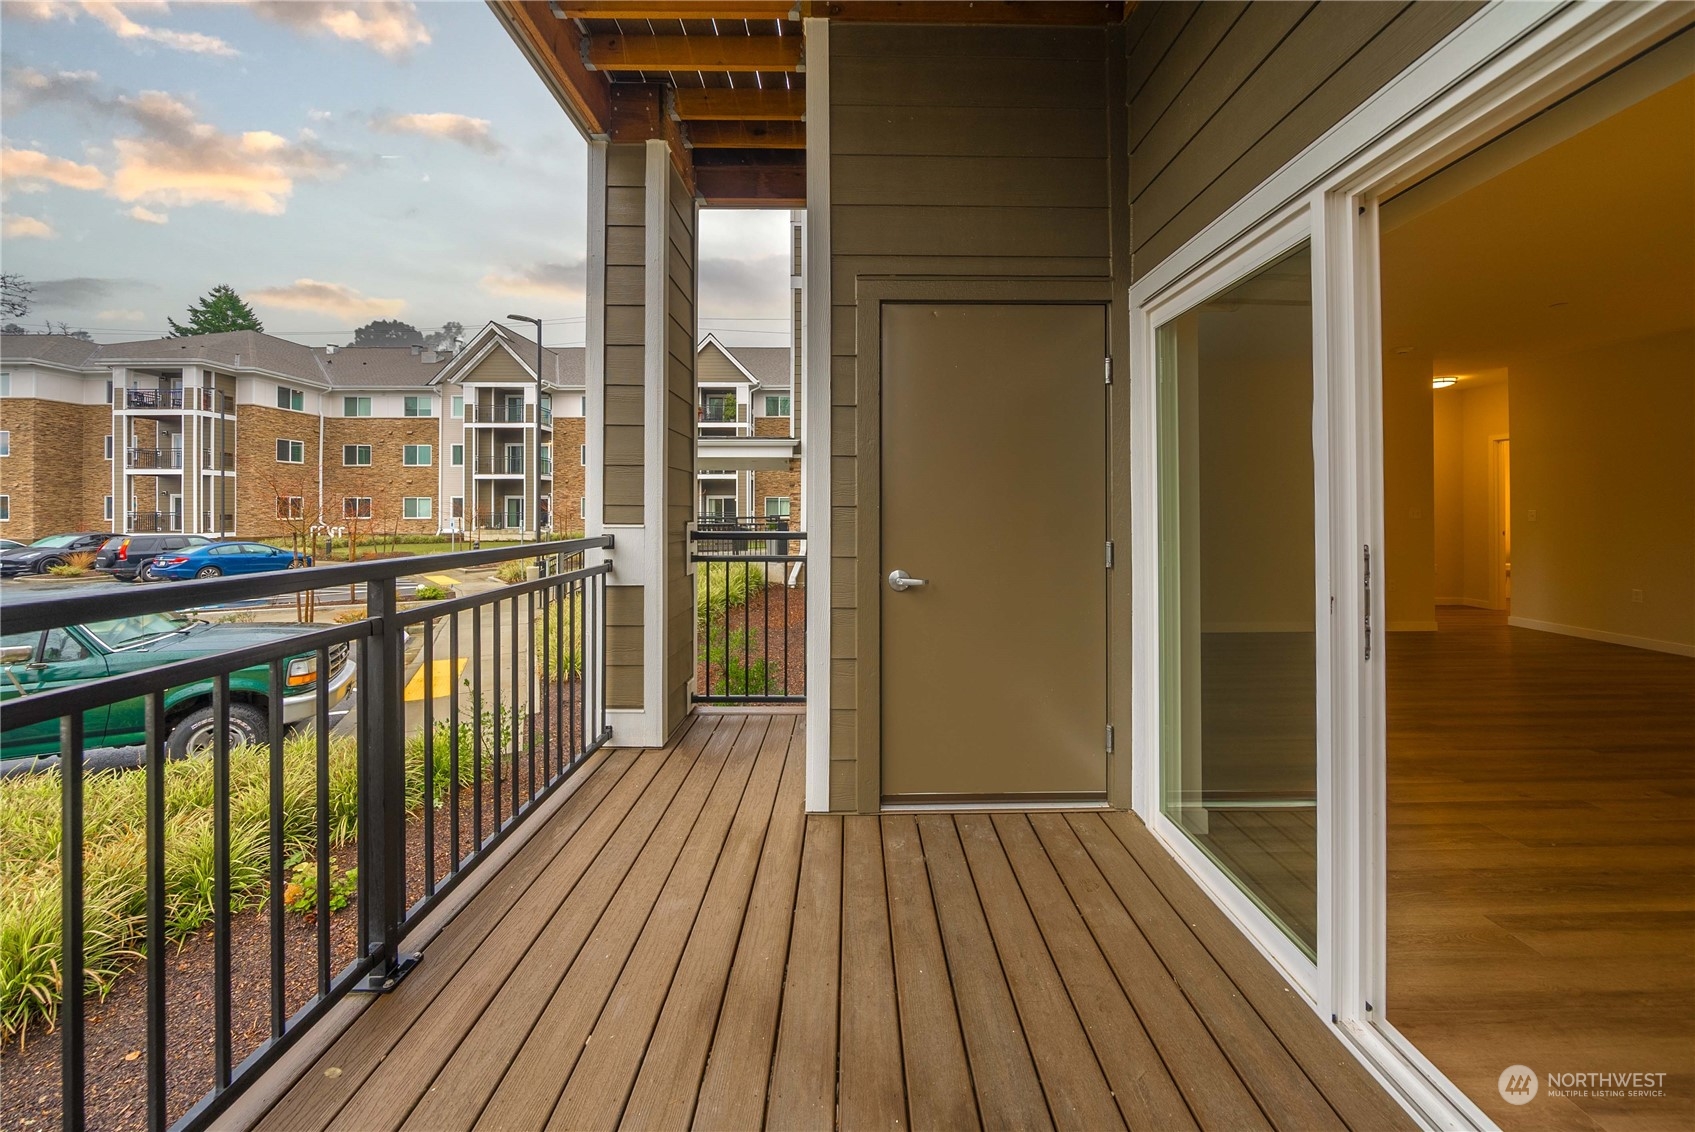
95;534;212;582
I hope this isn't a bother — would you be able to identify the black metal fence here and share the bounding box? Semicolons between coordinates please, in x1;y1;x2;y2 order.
0;536;611;1131
691;527;805;704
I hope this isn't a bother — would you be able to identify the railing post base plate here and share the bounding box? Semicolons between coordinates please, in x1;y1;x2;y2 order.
354;952;421;994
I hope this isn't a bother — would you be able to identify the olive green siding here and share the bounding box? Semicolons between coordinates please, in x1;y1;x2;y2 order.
696;343;748;386
665;161;698;732
464;348;527;384
1125;0;1482;276
828;23;1119;811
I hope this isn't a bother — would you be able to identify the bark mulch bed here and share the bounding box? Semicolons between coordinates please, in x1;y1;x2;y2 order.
0;708;594;1132
697;583;806;699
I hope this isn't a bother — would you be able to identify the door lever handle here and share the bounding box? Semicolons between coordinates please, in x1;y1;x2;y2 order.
888;569;927;592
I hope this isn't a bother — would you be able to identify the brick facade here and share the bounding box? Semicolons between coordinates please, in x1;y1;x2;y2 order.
322;416;440;535
236;403;322;537
752;414;801;529
551;416;586;534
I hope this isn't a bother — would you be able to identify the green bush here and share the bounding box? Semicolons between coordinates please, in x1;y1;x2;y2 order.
494;559;529;584
696;562;766;622
413;584;448;601
534;591;586;682
706;629;770;697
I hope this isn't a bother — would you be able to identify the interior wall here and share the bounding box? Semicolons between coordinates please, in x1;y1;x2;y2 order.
1383;354;1437;630
1431;389;1462;605
1431;382;1507;607
1510;329;1695;652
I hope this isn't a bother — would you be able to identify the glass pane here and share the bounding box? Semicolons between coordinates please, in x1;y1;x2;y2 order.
1158;244;1318;958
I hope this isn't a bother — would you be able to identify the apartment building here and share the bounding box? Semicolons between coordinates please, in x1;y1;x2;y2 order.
0;324;798;541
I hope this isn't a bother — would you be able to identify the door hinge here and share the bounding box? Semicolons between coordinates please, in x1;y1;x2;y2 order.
1106;724;1115;754
1363;544;1373;661
1105;540;1115;569
1104;357;1113;385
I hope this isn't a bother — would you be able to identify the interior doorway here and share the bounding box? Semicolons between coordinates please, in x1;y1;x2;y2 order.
1379;43;1694;1131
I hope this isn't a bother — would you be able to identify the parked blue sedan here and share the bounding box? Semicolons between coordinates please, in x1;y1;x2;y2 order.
151;541;310;579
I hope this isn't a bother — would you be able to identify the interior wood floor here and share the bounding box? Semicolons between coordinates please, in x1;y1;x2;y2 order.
247;711;1412;1132
1388;607;1695;1132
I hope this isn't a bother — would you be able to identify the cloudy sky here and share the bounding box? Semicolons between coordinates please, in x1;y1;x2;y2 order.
0;0;793;348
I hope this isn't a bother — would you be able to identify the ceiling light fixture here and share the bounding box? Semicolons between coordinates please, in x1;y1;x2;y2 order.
1432;376;1458;389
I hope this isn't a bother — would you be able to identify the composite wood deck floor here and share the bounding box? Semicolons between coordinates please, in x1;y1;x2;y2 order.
249;712;1412;1132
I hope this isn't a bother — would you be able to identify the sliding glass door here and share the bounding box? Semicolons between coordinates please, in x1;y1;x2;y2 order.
1155;242;1323;966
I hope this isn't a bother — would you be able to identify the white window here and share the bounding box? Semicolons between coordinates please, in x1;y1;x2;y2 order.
343;496;372;519
0;431;10;457
0;495;9;521
277;496;304;519
104;434;113;460
765;496;791;519
403;496;432;520
0;371;10;396
579;496;586;518
343;444;371;466
403;395;433;417
451;496;464;519
103;495;113;520
540;443;551;472
764;394;791;416
403;444;432;467
276;386;304;411
276;439;305;463
105;379;113;404
344;396;372;417
450;444;464;467
451;395;464;419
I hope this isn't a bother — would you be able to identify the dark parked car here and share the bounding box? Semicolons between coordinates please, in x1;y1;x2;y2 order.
95;534;212;582
0;539;24;551
150;541;310;580
0;612;356;761
0;532;113;577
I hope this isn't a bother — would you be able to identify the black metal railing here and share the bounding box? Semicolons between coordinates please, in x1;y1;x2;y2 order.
125;389;184;409
474;455;525;474
125;511;183;533
0;536;611;1131
469;404;529;424
691;527;805;704
126;448;184;470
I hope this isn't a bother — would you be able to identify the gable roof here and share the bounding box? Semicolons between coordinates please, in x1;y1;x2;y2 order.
0;333;104;370
315;346;449;388
431;321;584;387
723;345;790;388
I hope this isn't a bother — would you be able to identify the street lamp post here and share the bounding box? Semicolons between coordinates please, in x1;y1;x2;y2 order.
507;314;545;542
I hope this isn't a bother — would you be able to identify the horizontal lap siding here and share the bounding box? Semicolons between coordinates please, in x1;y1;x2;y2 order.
605;143;647;709
666;163;697;733
1128;0;1483;277
829;23;1113;811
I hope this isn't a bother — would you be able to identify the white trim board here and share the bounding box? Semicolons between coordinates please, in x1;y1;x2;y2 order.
1507;616;1695;658
802;15;831;814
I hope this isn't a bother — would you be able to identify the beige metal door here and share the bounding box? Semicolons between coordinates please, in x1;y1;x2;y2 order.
881;303;1108;800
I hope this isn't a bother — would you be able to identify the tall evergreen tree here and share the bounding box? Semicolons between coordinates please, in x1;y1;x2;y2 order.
169;285;264;336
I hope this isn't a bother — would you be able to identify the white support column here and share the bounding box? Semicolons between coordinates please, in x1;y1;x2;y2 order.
802;16;832;812
635;138;672;746
584;138;607;560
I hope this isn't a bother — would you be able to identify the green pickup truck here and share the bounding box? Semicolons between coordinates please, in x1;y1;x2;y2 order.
0;611;356;763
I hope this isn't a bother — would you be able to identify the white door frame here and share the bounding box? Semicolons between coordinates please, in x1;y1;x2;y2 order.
1130;3;1694;1128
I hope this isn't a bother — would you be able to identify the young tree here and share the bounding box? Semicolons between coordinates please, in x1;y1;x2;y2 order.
353;319;424;347
169;285;264;336
269;473;320;622
1;273;33;319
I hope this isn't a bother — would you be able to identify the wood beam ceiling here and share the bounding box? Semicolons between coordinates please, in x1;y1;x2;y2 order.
686;120;805;148
584;33;803;73
558;2;798;18
693;152;805;207
672;87;805;121
803;1;1122;22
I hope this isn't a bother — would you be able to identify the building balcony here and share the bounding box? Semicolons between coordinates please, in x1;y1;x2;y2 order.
202;451;236;471
697;433;799;471
125;448;184;470
468;404;532;424
123;388;231;413
124;510;183;533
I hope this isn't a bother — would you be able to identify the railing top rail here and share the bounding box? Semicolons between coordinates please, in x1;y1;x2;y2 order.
1;534;613;636
689;528;806;542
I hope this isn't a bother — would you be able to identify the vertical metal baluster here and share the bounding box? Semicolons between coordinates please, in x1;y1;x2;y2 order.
60;713;85;1132
540;581;551;782
742;560;750;701
471;608;483;851
268;659;286;1039
505;593;518;813
145;692;167;1132
315;647;331;998
703;556;712;698
491;594;503;833
422;616;435;897
354;636;372;959
783;550;791;697
213;674;232;1089
763;553;771;697
526;586;536;800
567;576;578;764
598;570;608;740
449;613;461;872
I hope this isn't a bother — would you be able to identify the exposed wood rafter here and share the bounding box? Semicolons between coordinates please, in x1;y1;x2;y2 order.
584;34;804;73
557;1;798;17
497;1;611;135
608;83;696;194
687;120;805;148
672;87;806;121
693;152;805;206
803;1;1122;22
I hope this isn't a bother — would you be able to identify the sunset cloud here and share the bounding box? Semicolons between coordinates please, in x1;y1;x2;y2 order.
127;204;167;223
0;146;109;193
2;214;57;239
251;279;405;321
252;2;430;59
480;261;585;302
369;111;501;154
6;3;238;56
6;70;343;215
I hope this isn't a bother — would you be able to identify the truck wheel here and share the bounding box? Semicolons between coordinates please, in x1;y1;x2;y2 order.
167;703;267;760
